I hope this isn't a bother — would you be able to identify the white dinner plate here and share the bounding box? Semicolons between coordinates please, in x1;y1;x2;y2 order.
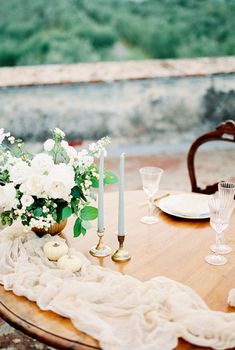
158;193;210;219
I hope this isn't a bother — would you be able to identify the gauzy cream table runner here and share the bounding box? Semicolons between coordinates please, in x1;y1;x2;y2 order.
0;222;235;350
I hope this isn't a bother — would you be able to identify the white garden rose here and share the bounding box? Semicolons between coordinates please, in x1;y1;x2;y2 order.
21;194;34;208
61;140;69;148
61;141;77;159
44;164;75;200
45;180;70;200
65;146;77;159
21;174;47;197
44;139;55;152
0;183;18;210
9;160;31;185
31;153;54;175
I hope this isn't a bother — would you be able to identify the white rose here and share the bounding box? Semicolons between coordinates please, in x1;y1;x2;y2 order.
66;146;77;158
61;140;69;148
0;183;18;210
44;164;75;200
44;139;55;152
31;153;54;175
61;141;77;159
44;180;71;200
9;160;31;185
21;174;47;198
21;194;34;208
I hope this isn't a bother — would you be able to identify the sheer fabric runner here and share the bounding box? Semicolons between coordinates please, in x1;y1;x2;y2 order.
0;222;235;350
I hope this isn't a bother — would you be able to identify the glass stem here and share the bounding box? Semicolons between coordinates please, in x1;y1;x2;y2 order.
215;232;222;254
148;196;153;217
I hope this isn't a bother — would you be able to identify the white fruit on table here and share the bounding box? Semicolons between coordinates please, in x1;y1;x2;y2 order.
57;254;82;272
43;241;69;261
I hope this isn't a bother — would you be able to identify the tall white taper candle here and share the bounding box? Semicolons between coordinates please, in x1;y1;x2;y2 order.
118;153;125;236
98;149;104;232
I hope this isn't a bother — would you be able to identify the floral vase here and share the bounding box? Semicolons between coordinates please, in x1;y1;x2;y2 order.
32;220;67;237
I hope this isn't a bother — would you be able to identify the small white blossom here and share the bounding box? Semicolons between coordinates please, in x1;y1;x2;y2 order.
44;139;55;152
54;128;65;138
76;150;94;168
8;136;15;144
88;137;110;157
42;206;49;213
21;194;34;208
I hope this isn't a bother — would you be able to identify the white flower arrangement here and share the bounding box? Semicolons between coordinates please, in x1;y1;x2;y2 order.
0;128;115;237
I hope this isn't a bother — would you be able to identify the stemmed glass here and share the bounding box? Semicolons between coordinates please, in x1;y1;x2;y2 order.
205;195;232;266
210;181;235;254
139;167;163;224
218;181;235;210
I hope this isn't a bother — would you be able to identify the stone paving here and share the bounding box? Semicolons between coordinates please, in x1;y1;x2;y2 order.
0;147;234;349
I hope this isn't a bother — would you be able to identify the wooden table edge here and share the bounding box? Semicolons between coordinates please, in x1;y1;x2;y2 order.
0;298;101;350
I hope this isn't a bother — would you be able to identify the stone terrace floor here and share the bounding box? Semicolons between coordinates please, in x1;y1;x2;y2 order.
0;147;234;349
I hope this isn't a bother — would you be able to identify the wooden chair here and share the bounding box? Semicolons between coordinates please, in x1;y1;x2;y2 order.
187;120;235;194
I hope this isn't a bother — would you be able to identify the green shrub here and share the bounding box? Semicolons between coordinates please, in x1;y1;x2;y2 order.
0;0;234;66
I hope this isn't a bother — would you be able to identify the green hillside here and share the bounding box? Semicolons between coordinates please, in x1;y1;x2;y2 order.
0;0;234;67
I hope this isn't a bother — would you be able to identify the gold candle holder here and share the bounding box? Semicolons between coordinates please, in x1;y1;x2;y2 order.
112;235;131;262
89;230;112;258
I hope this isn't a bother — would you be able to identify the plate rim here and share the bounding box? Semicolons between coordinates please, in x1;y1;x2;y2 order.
158;193;210;219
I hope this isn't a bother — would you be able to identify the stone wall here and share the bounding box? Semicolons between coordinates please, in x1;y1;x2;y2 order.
0;57;234;147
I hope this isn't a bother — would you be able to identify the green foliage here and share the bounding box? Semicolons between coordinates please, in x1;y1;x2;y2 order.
62;206;73;220
0;0;234;67
104;171;118;185
73;217;83;237
80;206;98;221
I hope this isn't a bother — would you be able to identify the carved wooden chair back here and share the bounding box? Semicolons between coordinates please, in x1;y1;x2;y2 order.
187;120;235;194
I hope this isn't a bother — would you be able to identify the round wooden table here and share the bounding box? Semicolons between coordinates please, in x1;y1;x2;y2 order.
0;190;235;350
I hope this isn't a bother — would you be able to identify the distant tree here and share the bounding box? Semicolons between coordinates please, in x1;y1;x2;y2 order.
0;0;234;66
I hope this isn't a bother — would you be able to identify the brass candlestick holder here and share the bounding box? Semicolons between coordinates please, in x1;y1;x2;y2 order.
112;235;131;262
89;230;112;258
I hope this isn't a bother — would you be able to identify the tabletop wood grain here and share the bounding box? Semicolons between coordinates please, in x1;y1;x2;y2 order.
0;190;235;350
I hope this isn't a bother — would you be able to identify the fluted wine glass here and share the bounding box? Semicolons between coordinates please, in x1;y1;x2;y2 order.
218;181;235;208
210;181;235;254
205;195;232;266
139;167;163;224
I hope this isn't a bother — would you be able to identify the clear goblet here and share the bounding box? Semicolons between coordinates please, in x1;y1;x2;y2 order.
210;181;235;254
205;195;231;266
139;167;163;225
218;181;235;209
